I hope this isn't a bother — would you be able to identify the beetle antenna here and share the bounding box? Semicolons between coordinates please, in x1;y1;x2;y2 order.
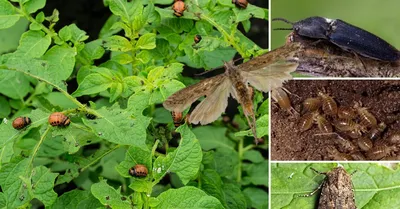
273;27;294;31
272;18;294;24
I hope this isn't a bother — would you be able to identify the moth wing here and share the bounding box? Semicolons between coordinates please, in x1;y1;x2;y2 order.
189;77;232;125
241;62;298;92
163;74;226;112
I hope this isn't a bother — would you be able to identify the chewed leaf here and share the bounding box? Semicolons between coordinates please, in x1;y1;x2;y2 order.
152;124;202;185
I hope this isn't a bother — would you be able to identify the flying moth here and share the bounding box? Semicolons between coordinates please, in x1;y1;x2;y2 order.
163;43;301;143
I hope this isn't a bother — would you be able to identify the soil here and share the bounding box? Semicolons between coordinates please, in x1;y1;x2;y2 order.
271;80;400;160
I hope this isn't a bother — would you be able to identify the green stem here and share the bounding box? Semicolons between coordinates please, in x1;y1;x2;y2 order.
243;144;255;153
237;138;244;182
16;4;62;43
28;126;51;169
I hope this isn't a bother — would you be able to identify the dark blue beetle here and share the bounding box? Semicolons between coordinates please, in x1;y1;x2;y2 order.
273;16;400;62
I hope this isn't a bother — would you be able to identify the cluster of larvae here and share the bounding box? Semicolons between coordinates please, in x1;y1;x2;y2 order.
12;112;71;130
273;88;400;160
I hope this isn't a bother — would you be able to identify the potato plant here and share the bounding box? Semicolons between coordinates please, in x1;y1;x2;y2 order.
0;0;269;208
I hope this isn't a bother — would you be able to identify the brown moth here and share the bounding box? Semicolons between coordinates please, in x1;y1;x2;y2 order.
163;44;300;143
301;167;356;209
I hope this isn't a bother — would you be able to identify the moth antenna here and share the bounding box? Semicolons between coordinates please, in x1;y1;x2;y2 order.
273;27;294;31
272;18;294;24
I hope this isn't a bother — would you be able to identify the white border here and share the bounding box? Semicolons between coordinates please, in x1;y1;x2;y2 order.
268;0;272;208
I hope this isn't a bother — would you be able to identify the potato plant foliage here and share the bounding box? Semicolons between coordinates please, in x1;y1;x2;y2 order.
0;0;268;208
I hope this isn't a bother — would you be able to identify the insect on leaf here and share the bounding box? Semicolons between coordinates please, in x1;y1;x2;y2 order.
163;44;300;141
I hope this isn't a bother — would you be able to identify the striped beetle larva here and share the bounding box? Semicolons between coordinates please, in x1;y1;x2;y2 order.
302;97;322;114
315;114;333;133
365;145;399;160
333;118;365;133
318;91;337;116
350;152;366;161
299;111;319;132
367;122;387;141
354;101;377;128
356;137;373;151
337;106;357;119
326;145;353;161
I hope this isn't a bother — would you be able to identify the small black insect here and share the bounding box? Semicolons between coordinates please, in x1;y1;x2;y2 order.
273;16;400;62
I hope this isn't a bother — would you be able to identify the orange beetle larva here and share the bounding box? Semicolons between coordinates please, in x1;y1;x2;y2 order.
172;1;185;17
12;117;31;130
48;112;70;127
318;91;337;116
129;164;148;177
171;111;183;128
232;0;248;8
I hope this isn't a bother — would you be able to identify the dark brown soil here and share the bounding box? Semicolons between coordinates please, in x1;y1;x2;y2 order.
271;80;400;160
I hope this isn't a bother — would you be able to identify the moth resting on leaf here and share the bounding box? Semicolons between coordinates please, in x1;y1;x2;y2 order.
163;44;300;143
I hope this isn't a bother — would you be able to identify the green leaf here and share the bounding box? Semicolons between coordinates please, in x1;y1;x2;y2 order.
99;14;121;38
59;25;72;41
152;186;224;209
23;0;46;14
0;158;31;208
0;95;11;118
35;11;45;23
42;45;76;85
52;190;102;209
243;160;268;186
107;0;136;23
0;0;21;29
0;18;29;54
271;163;400;209
243;187;268;209
72;72;113;97
104;35;133;52
79;40;105;63
30;166;58;206
15;30;51;58
66;24;89;43
222;182;247;209
0;71;32;99
153;124;202;185
115;145;151;178
83;104;150;149
136;33;156;49
91;179;131;209
243;150;264;163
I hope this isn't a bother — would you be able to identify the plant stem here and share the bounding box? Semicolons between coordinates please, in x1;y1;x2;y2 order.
237;137;244;182
28;126;51;169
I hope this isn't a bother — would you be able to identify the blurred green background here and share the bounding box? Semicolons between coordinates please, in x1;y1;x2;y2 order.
271;0;400;50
